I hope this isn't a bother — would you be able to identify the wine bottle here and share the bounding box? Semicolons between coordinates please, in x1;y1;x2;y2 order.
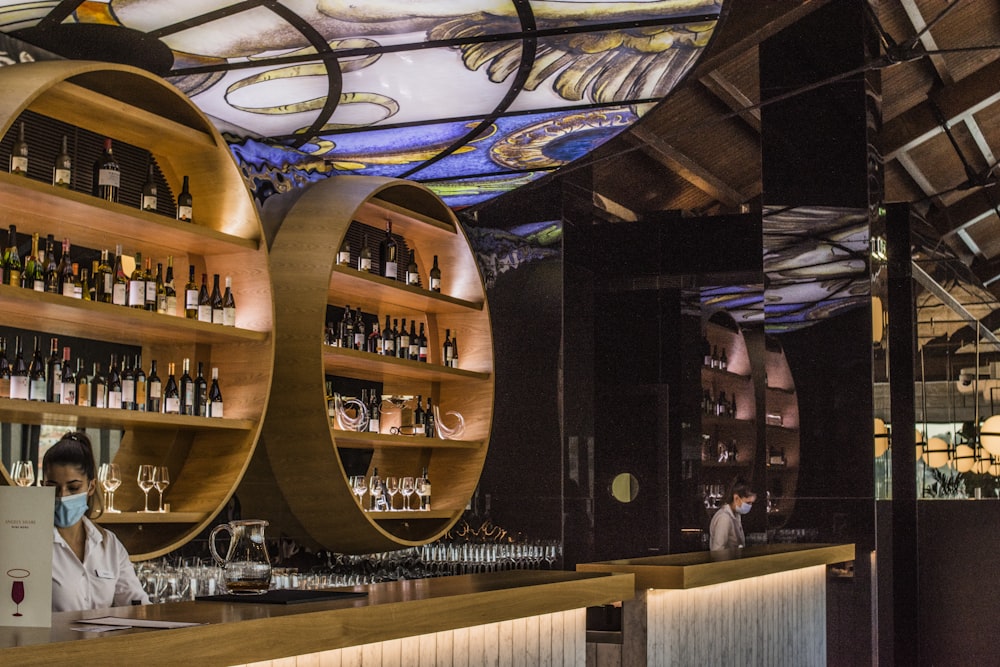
406;250;419;286
368;387;380;433
353;307;366;351
164;256;177;315
27;336;46;401
95;248;112;302
0;337;9;398
179;357;195;415
358;233;372;272
53;135;71;187
339;305;354;349
128;251;145;308
29;233;44;291
163;361;180;414
45;337;60;403
194;361;208;417
74;358;89;407
367;317;381;354
112;243;128;306
418;323;428;363
413;395;425;436
397;317;409;360
107;354;122;409
210;274;224;324
429;255;441;292
720;347;728;371
141;163;157;212
44;235;59;294
442;329;454;367
147;359;162;413
155;262;167;313
21;231;37;289
208;367;223;418
59;347;75;406
92;138;120;202
143;257;157;311
9;335;28;400
72;263;84;299
133;353;146;413
425;397;435;438
120;354;135;411
197;273;211;322
451;335;459;368
222;276;236;326
4;224;21;287
176;174;193;222
701;334;712;367
381;315;395;356
184;265;198;319
379;219;398;279
337;236;351;266
9;121;27;176
91;362;107;408
408;321;418;361
419;466;431;510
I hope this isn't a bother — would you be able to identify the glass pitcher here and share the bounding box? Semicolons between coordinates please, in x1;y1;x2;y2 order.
209;519;272;595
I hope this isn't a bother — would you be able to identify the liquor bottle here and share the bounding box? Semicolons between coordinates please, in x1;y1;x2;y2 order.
442;329;454;367
164;257;177;315
184;265;198;319
29;233;44;291
53;135;71;187
9;335;29;400
154;262;166;313
424;396;436;438
418;323;428;362
9;121;27;175
368;388;380;433
0;337;9;398
419;466;431;510
429;255;441;292
406;250;419;286
120;354;135;410
45;337;60;403
92;138;120;202
358;233;372;272
379;219;398;279
337;236;351;266
397;318;410;360
408;321;418;361
367;317;381;354
133;354;146;413
179;358;195;415
20;231;36;289
91;362;107;408
4;224;21;287
141;163;157;212
222;276;236;326
208;367;223;418
176;175;193;222
194;361;208;417
112;243;128;306
413;396;426;436
44;235;59;294
163;361;180;414
94;249;111;302
28;336;46;401
74;358;89;407
128;251;145;308
197;273;211;322
210;274;224;324
381;315;395;356
143;257;157;311
59;347;75;406
147;359;162;413
450;335;459;368
353;307;366;351
106;354;122;409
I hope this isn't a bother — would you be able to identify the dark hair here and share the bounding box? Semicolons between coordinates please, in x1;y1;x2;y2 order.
725;476;755;507
42;431;103;519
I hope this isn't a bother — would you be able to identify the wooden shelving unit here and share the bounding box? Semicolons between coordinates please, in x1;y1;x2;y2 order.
260;176;493;554
0;61;274;560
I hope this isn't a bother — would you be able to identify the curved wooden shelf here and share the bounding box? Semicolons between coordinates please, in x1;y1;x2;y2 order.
260;175;493;554
0;61;274;560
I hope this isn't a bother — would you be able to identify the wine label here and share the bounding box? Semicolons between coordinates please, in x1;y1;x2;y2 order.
128;281;144;307
112;283;127;306
94;385;107;408
62;282;75;298
210;400;224;418
212;308;224;325
29;378;46;401
149;381;162;399
338;250;351;265
61;383;76;405
407;271;419;285
122;379;135;405
430;277;441;291
76;385;90;406
53;168;71;186
369;418;380;433
134;381;146;411
10;156;27;174
419;345;428;361
142;195;157;211
223;306;236;327
145;281;157;304
98;168;120;187
359;257;372;271
165;396;180;414
33;278;44;292
177;205;192;222
108;390;122;410
198;304;212;322
185;289;199;310
166;295;177;315
354;333;365;349
383;340;394;355
385;261;397;279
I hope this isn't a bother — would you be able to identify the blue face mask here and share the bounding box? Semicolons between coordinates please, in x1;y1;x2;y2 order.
54;491;89;528
736;502;752;515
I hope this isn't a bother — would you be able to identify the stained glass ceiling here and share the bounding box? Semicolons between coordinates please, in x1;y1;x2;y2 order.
0;0;724;208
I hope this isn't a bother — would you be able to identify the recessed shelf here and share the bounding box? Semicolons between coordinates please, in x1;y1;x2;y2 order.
0;397;256;431
329;265;483;315
95;511;209;524
323;346;490;384
333;430;483;450
369;510;455;521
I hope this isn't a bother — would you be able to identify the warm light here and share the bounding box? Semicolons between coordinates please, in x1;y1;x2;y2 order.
980;415;1000;456
923;437;950;468
954;444;975;473
874;418;890;457
915;429;924;461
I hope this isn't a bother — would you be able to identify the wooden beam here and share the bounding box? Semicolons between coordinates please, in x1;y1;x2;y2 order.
699;69;762;132
899;0;955;86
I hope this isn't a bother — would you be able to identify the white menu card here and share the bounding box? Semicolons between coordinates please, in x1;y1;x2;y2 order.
0;486;54;628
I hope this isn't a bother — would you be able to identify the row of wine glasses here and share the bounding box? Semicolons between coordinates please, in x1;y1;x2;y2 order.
350;474;429;511
10;460;34;487
8;459;168;513
137;464;170;513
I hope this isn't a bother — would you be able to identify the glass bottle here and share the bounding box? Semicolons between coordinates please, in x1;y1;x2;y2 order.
210;274;224;324
379;219;398;279
92;138;120;202
106;354;122;409
53;135;71;187
155;262;167;313
59;240;75;296
164;256;177;315
0;337;9;398
208;367;223;418
95;248;112;302
44;235;59;294
9;121;27;176
45;337;60;404
418;323;428;362
406;250;419;286
143;257;157;311
128;251;145;308
358;233;372;272
179;358;195;415
397;318;410;360
141;163;158;212
74;358;89;407
194;361;208;417
30;232;44;291
222;276;236;326
27;336;46;402
133;353;146;413
112;243;128;306
197;273;211;322
381;314;395;357
184;265;198;319
4;224;21;287
91;362;107;408
59;347;75;406
120;354;135;411
443;328;454;367
353;307;366;351
176;174;193;222
9;335;29;400
337;236;351;266
163;361;179;414
429;255;441;292
147;359;162;413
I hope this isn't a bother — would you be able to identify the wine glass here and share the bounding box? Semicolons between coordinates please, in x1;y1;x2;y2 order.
351;475;367;507
10;580;24;617
11;460;34;487
400;476;415;511
98;463;122;513
137;465;155;513
384;476;399;511
154;466;170;512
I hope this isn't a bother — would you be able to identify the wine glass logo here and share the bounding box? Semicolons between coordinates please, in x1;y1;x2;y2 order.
7;568;30;617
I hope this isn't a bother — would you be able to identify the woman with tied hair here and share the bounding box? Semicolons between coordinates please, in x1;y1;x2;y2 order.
708;476;756;552
42;431;149;611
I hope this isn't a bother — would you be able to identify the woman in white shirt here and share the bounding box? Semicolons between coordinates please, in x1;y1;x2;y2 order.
708;477;756;551
43;432;149;611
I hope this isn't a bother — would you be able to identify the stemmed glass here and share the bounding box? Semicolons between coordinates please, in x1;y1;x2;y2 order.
400;476;415;511
154;466;170;512
137;465;155;513
11;460;34;487
384;476;399;511
351;475;368;507
10;580;24;617
98;463;122;513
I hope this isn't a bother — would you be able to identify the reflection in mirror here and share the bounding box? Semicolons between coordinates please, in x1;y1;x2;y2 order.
610;472;639;503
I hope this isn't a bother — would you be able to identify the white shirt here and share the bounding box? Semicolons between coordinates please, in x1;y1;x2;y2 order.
52;516;150;611
708;503;745;551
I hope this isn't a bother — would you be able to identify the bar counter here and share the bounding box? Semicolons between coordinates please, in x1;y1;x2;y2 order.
0;570;634;667
578;543;855;667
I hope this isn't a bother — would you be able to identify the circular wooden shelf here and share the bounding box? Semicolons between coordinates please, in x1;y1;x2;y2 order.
260;176;493;554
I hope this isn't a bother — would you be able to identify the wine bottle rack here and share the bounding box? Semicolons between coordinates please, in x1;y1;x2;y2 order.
0;61;274;560
257;176;493;554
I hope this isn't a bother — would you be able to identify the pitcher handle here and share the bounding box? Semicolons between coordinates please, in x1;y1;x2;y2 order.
209;523;232;567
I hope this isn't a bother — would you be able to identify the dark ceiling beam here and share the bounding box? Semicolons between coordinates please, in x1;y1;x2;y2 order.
699;70;761;132
898;0;955;86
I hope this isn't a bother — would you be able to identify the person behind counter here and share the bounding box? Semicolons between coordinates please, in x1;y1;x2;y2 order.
42;431;150;611
708;477;756;551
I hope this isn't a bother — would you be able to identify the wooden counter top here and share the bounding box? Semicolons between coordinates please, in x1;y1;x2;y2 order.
576;543;854;590
0;570;633;666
